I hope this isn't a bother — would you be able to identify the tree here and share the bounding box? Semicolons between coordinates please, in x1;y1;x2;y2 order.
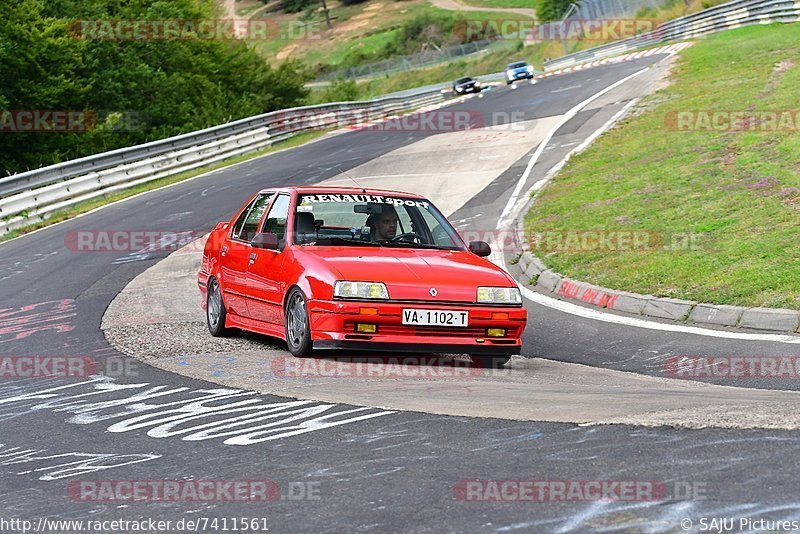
534;0;575;21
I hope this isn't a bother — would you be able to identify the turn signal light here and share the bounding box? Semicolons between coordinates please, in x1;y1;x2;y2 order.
491;312;509;320
360;307;378;315
486;328;506;338
355;324;377;334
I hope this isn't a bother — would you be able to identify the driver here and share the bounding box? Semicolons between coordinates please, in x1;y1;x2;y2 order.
371;205;398;241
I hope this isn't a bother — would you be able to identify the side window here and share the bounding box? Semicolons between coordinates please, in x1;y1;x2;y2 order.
262;194;291;249
232;193;274;242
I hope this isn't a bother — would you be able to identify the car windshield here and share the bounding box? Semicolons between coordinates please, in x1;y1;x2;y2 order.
456;77;473;84
293;193;465;250
508;62;527;69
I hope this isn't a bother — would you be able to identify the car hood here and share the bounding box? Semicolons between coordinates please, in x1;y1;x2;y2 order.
297;247;516;303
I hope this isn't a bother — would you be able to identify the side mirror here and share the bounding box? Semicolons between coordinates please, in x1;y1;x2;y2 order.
469;241;491;257
251;232;279;250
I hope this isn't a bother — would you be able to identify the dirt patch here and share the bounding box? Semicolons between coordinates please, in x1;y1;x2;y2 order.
581;196;623;209
277;42;300;60
630;53;680;116
276;1;383;60
333;1;382;35
757;59;796;99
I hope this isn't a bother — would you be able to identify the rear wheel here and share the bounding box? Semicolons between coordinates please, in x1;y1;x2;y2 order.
285;288;312;357
472;355;511;369
207;277;236;337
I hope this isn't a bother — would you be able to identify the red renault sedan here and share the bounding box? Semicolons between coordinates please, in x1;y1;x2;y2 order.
198;187;527;368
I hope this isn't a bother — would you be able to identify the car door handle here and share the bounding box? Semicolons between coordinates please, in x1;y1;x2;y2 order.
221;246;228;257
249;252;257;264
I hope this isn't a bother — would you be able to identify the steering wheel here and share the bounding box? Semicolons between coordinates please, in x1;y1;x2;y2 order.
389;232;425;244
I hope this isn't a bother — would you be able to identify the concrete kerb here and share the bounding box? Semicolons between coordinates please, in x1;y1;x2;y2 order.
513;233;800;334
507;137;800;336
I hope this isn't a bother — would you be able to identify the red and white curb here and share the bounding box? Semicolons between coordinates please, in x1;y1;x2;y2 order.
540;42;695;78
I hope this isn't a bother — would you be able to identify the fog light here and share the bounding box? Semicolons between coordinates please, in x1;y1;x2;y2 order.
356;323;377;334
487;328;506;338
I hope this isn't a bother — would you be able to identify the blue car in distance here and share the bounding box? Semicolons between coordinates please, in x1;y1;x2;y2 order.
505;61;536;85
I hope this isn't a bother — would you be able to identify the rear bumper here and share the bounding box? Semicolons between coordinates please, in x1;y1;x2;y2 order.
308;299;526;356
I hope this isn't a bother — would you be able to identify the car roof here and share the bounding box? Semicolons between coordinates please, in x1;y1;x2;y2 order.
258;186;428;199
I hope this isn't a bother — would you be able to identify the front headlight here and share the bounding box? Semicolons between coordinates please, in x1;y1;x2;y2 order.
526;65;534;73
475;81;482;87
334;281;389;300
506;70;514;78
477;287;522;304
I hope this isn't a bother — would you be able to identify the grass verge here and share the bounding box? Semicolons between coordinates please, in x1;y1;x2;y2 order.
523;23;800;310
1;131;326;243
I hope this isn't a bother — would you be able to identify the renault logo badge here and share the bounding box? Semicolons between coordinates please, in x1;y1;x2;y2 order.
429;287;438;297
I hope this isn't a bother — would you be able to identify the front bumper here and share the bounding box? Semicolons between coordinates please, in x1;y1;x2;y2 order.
308;299;527;356
507;72;534;83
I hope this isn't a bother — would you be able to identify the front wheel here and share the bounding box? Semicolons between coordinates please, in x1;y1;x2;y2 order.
285;288;312;357
207;277;236;337
472;355;511;369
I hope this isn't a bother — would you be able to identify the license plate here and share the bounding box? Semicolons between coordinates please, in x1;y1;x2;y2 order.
402;309;469;328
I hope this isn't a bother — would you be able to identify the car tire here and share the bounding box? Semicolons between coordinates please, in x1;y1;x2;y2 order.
285;288;313;357
206;277;236;337
472;355;511;369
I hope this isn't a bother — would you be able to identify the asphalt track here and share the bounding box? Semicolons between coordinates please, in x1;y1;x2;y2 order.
2;53;800;532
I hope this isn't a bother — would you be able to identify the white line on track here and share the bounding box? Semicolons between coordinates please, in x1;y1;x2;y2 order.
521;286;800;343
497;67;649;229
492;58;800;344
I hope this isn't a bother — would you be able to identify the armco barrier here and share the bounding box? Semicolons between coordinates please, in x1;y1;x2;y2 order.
544;0;800;72
0;89;446;236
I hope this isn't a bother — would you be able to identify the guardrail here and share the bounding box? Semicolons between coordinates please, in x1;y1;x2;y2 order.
0;88;449;236
544;0;800;72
